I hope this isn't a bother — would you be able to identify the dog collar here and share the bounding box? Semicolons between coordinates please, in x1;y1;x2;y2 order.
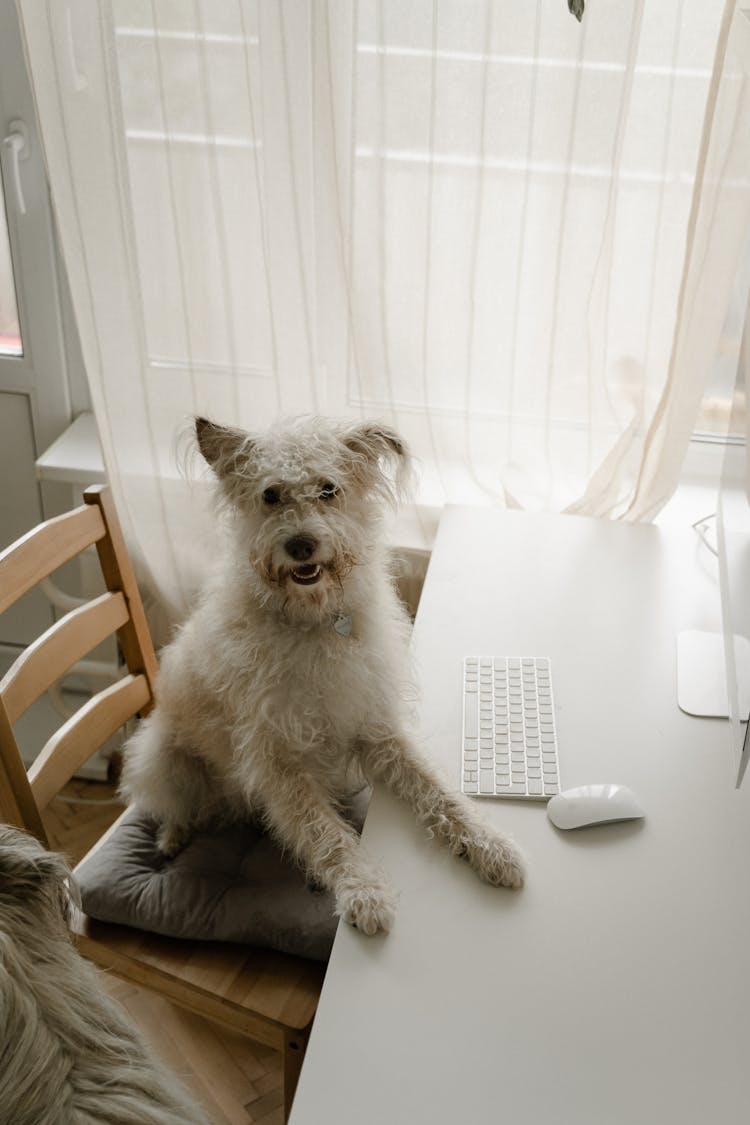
333;613;353;636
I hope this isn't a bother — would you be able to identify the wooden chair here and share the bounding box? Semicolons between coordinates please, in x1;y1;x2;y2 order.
0;484;325;1121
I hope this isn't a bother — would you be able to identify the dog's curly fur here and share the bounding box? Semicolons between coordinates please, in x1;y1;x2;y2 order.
121;416;524;935
0;825;207;1125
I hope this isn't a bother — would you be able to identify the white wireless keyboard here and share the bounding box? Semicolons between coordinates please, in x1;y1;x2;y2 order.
462;656;560;800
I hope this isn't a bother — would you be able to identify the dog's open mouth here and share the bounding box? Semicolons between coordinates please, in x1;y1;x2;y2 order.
290;563;323;586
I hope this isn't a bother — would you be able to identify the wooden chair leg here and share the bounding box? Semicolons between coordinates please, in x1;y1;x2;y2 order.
283;1030;308;1122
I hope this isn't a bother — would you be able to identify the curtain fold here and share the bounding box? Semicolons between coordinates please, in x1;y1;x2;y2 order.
15;0;749;619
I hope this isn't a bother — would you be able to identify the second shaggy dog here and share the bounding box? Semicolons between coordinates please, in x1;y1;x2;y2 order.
0;825;207;1125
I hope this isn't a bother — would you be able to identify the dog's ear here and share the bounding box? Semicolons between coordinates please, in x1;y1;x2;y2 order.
342;422;405;462
195;417;255;480
341;421;411;501
0;825;78;926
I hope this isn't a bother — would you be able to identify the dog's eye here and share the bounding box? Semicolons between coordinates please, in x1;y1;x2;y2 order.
319;482;339;501
262;486;282;506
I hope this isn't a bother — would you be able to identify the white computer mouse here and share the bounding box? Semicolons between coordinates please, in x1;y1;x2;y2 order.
546;784;645;830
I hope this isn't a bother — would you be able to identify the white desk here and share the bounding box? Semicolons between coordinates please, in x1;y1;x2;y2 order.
290;506;750;1125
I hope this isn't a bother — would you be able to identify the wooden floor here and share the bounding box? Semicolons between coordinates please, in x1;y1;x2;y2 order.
42;779;285;1125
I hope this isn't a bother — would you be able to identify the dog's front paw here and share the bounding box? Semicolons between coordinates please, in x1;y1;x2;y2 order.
461;832;525;890
336;879;397;936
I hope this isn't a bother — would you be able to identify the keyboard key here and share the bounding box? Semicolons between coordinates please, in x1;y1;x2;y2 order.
480;771;495;794
464;691;478;737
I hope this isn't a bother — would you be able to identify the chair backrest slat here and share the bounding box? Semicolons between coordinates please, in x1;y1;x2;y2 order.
84;488;159;702
28;672;150;811
0;485;159;839
0;504;105;616
0;591;129;725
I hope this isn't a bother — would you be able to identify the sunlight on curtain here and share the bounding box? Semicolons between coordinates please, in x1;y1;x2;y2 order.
319;0;744;514
15;0;749;617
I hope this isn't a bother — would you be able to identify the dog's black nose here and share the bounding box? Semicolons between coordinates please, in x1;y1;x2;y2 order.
285;535;317;562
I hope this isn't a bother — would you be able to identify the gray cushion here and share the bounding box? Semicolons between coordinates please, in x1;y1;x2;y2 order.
74;790;370;962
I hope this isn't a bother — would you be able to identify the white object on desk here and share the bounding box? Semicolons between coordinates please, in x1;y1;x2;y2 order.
291;505;750;1125
462;654;560;798
546;784;645;830
677;629;750;718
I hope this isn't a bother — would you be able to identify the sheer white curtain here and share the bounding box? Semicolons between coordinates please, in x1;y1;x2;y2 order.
16;0;750;617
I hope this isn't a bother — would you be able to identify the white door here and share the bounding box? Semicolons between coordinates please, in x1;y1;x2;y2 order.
0;2;83;646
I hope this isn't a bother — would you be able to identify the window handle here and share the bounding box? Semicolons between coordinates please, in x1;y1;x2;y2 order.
2;120;30;216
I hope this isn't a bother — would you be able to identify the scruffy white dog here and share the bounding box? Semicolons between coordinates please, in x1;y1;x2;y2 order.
0;826;207;1125
121;416;524;935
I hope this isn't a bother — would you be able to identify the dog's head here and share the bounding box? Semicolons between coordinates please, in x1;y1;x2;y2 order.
0;825;78;935
196;415;411;621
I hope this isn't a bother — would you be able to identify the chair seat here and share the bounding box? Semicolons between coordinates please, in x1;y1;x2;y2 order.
73;793;370;963
72;912;326;1044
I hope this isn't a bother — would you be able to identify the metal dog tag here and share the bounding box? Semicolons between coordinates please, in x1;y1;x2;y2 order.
333;614;353;636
